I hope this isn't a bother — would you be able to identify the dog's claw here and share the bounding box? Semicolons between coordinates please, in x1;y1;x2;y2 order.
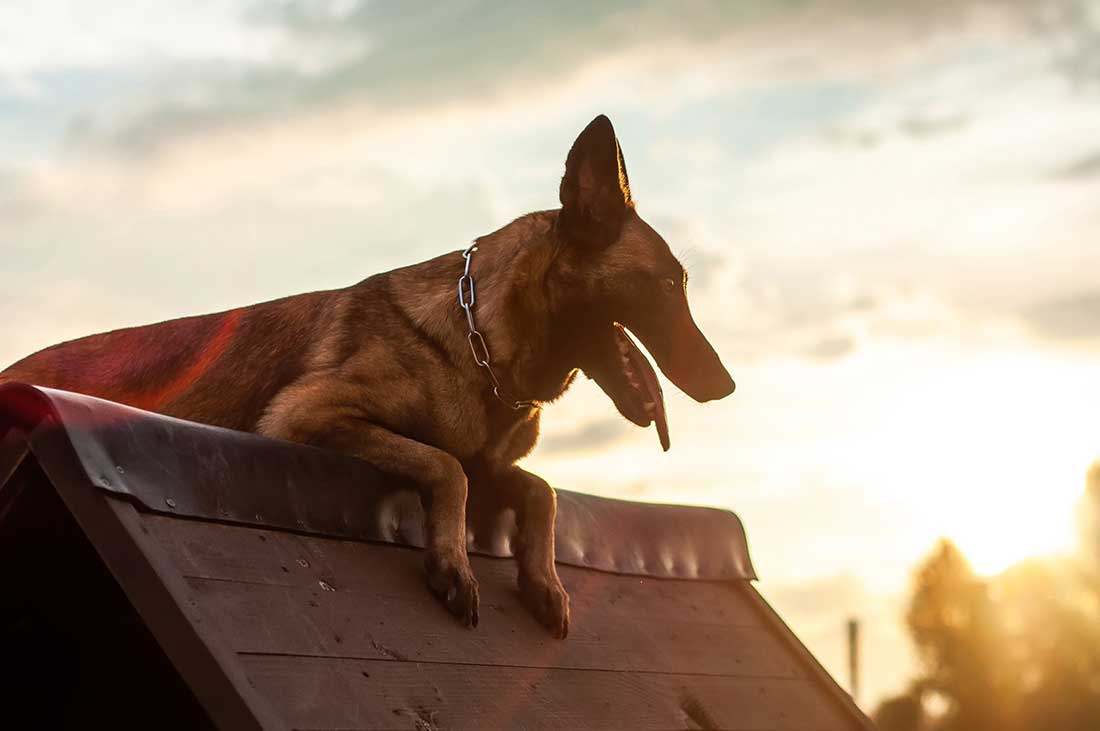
426;551;479;628
520;572;570;639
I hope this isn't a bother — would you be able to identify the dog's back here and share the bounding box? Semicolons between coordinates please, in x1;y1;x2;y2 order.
1;289;342;431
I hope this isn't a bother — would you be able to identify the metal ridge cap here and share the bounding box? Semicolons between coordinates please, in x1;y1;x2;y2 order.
0;383;755;581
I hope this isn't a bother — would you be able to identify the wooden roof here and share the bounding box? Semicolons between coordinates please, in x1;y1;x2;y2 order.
0;383;873;730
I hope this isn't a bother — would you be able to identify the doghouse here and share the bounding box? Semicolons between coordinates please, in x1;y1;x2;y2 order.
0;383;872;730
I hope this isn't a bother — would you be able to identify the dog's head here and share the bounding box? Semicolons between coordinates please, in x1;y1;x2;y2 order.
552;115;735;451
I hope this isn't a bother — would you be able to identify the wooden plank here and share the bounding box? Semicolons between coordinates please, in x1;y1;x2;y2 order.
137;513;866;728
143;514;764;628
183;576;802;678
241;654;854;731
742;587;876;730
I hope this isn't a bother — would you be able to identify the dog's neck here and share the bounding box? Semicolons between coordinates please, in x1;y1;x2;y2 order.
389;211;578;406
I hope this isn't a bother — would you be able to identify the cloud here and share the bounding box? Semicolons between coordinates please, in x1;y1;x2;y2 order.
1022;292;1100;341
1049;150;1100;180
897;111;969;139
0;279;150;369
804;334;856;361
827;109;969;149
0;168;38;222
31;0;1060;163
7;0;1083;377
1034;0;1100;86
693;30;1100;361
64;1;788;156
0;163;502;368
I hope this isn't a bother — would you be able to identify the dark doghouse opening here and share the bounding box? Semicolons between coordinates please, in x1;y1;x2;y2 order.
0;457;213;730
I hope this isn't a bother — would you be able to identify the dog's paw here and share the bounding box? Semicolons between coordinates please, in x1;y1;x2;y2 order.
425;551;479;628
520;572;570;639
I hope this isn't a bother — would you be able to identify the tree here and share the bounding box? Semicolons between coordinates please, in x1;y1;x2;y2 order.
905;540;1019;731
875;463;1100;730
872;691;924;731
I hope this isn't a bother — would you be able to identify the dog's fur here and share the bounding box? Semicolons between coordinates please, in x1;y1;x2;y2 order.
0;116;734;637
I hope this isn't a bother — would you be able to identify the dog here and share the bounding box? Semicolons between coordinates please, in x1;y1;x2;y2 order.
0;115;735;638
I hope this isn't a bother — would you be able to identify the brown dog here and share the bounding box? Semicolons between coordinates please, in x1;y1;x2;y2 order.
0;115;735;638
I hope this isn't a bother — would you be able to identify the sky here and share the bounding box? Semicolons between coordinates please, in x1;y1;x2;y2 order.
3;0;1099;710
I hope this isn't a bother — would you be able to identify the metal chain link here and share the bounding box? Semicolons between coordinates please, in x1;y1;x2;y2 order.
459;243;538;410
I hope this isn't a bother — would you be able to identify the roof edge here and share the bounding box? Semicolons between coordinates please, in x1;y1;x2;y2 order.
0;383;755;581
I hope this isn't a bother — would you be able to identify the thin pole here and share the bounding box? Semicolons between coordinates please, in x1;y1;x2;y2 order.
847;618;860;704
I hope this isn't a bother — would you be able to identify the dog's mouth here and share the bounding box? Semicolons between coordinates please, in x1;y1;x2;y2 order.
595;323;670;452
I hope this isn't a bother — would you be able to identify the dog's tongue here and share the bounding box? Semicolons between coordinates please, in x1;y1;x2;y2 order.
617;326;670;452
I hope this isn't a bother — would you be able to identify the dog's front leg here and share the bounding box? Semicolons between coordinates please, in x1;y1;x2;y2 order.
262;414;478;627
489;466;570;638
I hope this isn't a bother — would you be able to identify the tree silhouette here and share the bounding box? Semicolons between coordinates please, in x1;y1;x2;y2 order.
872;692;923;731
875;462;1100;731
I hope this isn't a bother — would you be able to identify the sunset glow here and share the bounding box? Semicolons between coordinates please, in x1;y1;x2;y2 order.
3;0;1099;712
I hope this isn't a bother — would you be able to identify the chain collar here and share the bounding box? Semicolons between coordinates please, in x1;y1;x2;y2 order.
458;242;538;410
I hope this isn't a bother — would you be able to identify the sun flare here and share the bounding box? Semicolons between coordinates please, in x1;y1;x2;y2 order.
852;346;1097;578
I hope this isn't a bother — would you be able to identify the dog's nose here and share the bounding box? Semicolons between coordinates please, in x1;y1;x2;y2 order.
694;369;735;402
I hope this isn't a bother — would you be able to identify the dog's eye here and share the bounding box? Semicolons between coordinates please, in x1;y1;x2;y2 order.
660;277;678;294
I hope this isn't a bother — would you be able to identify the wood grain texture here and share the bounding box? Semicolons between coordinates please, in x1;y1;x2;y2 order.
240;655;854;731
145;515;764;627
184;576;801;678
137;514;865;730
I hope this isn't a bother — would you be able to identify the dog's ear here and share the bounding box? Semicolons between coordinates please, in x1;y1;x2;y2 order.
558;115;633;246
